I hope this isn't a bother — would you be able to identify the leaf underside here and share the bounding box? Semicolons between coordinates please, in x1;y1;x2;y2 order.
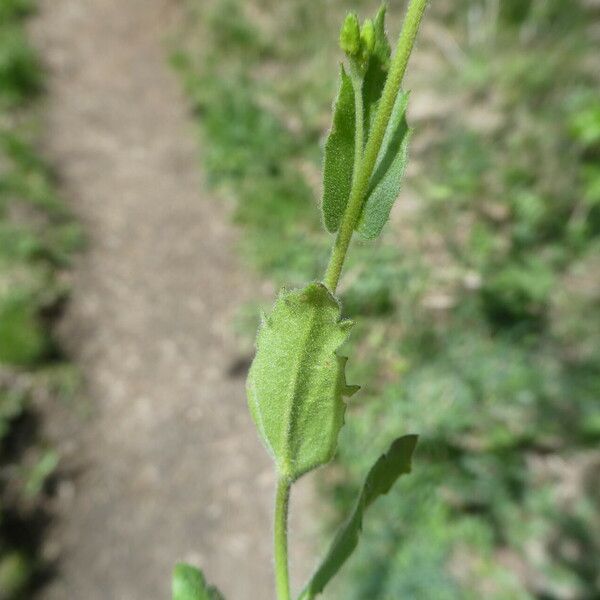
299;435;418;600
247;283;359;481
357;90;411;240
172;564;224;600
322;66;356;233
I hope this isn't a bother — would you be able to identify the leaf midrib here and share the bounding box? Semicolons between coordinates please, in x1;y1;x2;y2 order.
281;294;323;479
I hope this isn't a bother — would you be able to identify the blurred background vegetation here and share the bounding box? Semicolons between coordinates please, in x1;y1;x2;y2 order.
0;0;83;597
173;0;600;598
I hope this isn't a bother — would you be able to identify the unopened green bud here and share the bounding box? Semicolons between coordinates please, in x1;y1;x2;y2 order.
339;13;361;57
360;19;375;57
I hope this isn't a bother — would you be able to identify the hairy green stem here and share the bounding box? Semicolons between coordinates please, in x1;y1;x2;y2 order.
323;0;428;292
274;478;291;600
349;63;365;188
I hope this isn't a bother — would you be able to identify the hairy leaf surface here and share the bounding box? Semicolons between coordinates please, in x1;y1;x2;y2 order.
298;435;418;599
247;283;359;481
172;564;224;600
362;5;391;139
357;90;411;240
322;66;355;233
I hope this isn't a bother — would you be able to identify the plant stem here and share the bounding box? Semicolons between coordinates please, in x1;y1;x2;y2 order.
274;478;291;600
349;63;365;189
323;0;428;293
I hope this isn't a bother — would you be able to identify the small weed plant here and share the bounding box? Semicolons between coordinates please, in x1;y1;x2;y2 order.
175;0;600;595
172;1;428;599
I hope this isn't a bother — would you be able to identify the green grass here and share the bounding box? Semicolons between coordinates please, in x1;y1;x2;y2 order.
0;25;42;109
0;4;83;598
176;0;599;597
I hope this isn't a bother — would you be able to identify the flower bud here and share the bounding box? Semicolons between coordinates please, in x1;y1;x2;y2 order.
339;13;361;58
360;19;375;57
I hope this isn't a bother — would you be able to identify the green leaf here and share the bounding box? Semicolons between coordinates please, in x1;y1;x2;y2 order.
322;66;355;233
247;283;359;481
371;4;392;66
298;435;418;600
357;90;411;240
362;4;391;139
172;564;224;600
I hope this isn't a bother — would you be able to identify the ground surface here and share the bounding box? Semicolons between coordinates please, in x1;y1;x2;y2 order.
29;1;312;598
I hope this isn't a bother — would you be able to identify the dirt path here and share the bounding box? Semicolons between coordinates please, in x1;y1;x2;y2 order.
29;1;315;598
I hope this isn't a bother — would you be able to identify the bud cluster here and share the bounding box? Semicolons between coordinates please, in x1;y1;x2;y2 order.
339;13;376;70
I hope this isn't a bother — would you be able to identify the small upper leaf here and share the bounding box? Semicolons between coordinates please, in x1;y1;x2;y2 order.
362;5;391;139
322;66;356;233
357;90;412;240
298;435;418;600
172;564;224;600
247;283;359;481
372;4;392;66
